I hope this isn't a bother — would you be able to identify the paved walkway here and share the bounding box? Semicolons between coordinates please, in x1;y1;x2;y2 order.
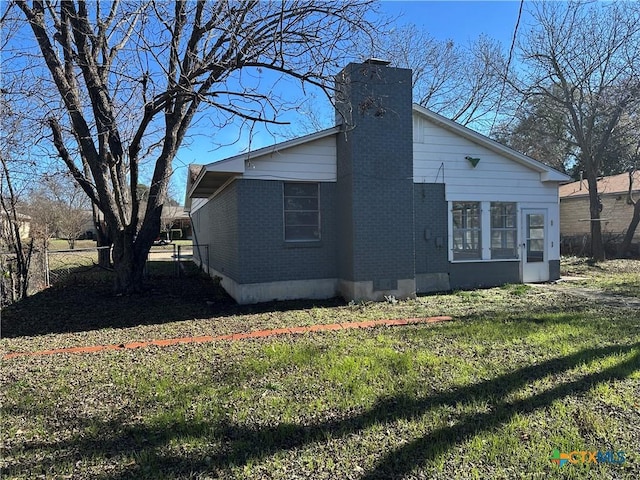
3;316;453;360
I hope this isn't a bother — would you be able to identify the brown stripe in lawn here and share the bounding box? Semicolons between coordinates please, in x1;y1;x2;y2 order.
2;316;452;360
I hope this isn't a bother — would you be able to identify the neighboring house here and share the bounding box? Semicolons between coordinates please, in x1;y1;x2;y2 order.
80;205;191;240
160;205;192;239
186;60;569;304
79;212;98;239
0;212;31;242
559;171;640;245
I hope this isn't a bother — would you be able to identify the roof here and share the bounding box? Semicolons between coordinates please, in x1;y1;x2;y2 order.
1;211;31;221
162;205;189;219
559;171;640;198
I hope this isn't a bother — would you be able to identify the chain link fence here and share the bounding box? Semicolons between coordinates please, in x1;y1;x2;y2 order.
46;247;111;286
146;243;209;277
560;233;639;258
1;242;210;306
0;248;46;306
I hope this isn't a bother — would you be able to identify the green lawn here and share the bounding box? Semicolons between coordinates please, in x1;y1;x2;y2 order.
48;238;99;250
561;257;640;297
1;260;639;479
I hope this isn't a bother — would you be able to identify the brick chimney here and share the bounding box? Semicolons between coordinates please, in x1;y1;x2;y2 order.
334;59;416;301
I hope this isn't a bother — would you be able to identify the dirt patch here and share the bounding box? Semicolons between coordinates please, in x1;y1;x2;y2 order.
531;282;640;309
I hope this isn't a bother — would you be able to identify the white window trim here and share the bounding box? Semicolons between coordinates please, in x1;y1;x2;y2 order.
450;201;483;261
449;201;521;263
490;202;519;260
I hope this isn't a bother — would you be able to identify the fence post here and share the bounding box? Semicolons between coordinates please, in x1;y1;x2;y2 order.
44;246;51;288
144;249;148;279
177;244;181;278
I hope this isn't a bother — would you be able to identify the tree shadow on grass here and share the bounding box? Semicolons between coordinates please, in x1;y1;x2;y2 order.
4;342;638;479
1;268;607;339
0;266;345;338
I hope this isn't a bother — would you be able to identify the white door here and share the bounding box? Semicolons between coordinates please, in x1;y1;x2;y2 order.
521;210;549;283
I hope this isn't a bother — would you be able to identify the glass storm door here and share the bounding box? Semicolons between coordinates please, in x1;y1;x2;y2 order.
521;210;549;283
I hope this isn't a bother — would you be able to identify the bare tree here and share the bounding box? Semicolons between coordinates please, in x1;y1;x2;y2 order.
23;187;59;247
494;89;640;178
9;0;380;293
513;0;640;260
374;24;508;128
619;162;640;257
26;174;91;249
0;91;35;304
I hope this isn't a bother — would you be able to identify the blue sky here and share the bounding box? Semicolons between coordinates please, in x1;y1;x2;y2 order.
173;1;529;200
385;1;524;45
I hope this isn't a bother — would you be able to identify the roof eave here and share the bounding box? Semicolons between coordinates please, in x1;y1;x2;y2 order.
187;126;340;202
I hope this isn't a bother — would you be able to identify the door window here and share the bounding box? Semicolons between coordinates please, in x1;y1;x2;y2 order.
526;214;544;263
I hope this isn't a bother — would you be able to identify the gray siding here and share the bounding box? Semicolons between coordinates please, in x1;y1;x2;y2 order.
414;183;448;275
549;260;560;281
192;182;241;281
236;179;337;284
449;262;520;289
336;62;415;285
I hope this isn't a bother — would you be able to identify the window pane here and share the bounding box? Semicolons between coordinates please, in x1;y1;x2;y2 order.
504;231;516;248
492;232;517;248
529;214;544;228
529;227;544;239
285;212;318;226
491;231;502;249
284;183;317;197
285;225;320;241
453;210;462;228
284;197;318;211
464;230;480;247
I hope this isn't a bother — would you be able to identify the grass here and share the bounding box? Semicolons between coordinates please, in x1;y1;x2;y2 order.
561;257;640;297
48;238;99;250
1;259;639;479
47;239;193;251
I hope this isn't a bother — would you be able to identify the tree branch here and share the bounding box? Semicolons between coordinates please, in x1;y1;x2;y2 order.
48;117;101;209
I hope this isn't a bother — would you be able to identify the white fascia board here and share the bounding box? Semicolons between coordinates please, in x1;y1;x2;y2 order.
412;104;571;183
541;170;573;182
204;126;340;169
204;155;246;174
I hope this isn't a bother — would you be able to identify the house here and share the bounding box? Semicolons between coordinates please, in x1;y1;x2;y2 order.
80;205;191;240
559;171;640;250
186;60;569;304
1;211;31;242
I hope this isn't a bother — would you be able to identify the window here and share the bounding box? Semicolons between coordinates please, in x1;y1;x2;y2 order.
283;183;320;241
526;213;545;262
491;202;518;259
452;202;481;260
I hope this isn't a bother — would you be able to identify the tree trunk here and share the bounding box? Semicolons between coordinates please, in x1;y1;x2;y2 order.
618;201;640;257
586;172;605;261
94;217;112;269
111;230;145;294
110;206;161;294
